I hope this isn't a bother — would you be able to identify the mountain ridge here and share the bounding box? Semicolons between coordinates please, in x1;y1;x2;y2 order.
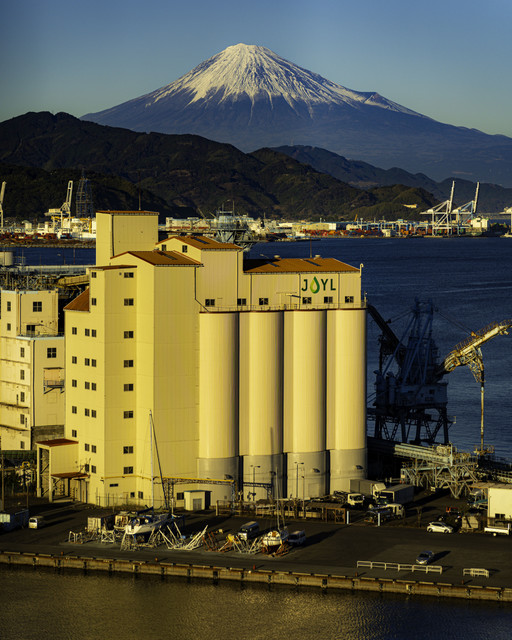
81;44;512;186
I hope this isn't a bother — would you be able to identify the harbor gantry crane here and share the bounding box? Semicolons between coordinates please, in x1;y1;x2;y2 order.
436;318;512;454
369;300;511;450
421;181;480;236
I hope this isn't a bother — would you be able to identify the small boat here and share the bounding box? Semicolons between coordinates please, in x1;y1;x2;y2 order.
261;526;289;550
124;511;169;536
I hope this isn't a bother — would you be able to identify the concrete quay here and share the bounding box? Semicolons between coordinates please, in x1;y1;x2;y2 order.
1;498;511;602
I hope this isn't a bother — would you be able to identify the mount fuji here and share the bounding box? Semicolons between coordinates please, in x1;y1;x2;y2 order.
82;44;512;185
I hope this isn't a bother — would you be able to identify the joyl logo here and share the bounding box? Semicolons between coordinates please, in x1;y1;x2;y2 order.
301;277;336;293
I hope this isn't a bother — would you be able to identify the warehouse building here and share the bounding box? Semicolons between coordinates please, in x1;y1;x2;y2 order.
37;210;367;507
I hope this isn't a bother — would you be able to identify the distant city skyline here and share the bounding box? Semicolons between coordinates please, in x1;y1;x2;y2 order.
2;0;511;138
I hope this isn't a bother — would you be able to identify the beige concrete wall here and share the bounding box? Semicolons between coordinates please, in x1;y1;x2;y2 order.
96;211;159;265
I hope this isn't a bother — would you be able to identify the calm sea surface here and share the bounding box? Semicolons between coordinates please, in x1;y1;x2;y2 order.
4;237;511;638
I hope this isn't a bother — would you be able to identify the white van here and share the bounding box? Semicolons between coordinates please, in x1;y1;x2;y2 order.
238;521;260;540
28;516;45;529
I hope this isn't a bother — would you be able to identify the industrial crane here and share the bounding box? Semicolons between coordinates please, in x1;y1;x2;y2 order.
369;300;511;451
437;319;512;453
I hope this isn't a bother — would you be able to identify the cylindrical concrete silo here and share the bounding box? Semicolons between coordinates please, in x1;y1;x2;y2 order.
239;311;284;501
283;310;327;499
197;312;239;502
326;308;367;492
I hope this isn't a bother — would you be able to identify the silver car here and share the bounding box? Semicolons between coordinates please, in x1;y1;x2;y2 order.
416;550;434;565
427;521;453;534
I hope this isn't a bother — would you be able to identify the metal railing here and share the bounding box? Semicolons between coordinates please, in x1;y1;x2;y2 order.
357;560;443;574
463;568;490;578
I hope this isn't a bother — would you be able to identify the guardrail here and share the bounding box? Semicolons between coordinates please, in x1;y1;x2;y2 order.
463;568;490;578
357;560;442;574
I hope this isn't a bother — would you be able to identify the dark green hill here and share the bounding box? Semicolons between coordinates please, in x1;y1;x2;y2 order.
0;112;439;221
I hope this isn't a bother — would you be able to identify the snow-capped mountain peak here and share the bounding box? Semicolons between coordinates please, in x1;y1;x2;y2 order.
145;43;418;116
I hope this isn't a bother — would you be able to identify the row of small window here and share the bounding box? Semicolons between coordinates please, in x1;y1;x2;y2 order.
84;464;96;474
71;327;97;337
207;296;354;307
108;486;145;500
91;298;134;307
71;357;97;366
71;407;97;417
17;348;56;359
6;301;44;313
84;443;97;453
91;271;134;278
71;380;97;390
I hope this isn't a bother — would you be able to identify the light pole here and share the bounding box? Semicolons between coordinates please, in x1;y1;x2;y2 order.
250;465;260;502
294;461;304;499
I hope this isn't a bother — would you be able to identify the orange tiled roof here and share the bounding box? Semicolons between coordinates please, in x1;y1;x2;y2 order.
64;288;89;311
115;250;201;266
157;235;241;250
243;257;359;273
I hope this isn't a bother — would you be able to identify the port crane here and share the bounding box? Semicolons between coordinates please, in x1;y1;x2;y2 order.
422;181;480;235
369;300;511;450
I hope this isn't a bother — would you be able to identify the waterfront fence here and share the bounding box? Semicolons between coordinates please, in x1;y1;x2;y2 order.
463;568;490;578
357;560;443;574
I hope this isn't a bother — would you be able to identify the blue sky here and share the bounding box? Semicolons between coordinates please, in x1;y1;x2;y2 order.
2;0;511;136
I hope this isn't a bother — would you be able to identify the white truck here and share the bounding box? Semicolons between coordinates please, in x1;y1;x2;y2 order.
484;524;511;536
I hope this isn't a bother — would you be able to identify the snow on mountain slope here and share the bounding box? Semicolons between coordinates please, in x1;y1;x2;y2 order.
145;43;421;117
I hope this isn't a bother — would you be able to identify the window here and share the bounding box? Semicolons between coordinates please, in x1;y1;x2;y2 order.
138;491;144;499
85;358;90;366
176;492;184;501
124;360;134;368
124;410;134;419
130;492;135;498
33;301;42;312
72;379;77;388
26;324;36;333
71;429;77;438
20;370;25;380
124;298;134;306
259;298;269;305
302;297;312;304
124;383;134;391
324;296;333;304
20;441;25;450
20;392;25;403
85;443;90;451
91;298;97;306
91;465;96;474
109;483;118;488
71;406;77;414
182;245;188;253
124;272;134;278
345;296;354;303
20;347;25;358
91;383;96;391
71;356;77;364
124;467;134;475
91;272;97;278
84;408;90;416
6;301;11;311
85;381;90;389
91;410;96;418
161;245;167;251
91;445;96;453
91;329;96;337
124;331;134;339
123;446;134;454
72;327;77;335
91;359;96;367
84;464;90;472
6;323;11;331
47;347;57;358
237;298;247;306
20;414;25;425
205;299;215;307
85;328;90;336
